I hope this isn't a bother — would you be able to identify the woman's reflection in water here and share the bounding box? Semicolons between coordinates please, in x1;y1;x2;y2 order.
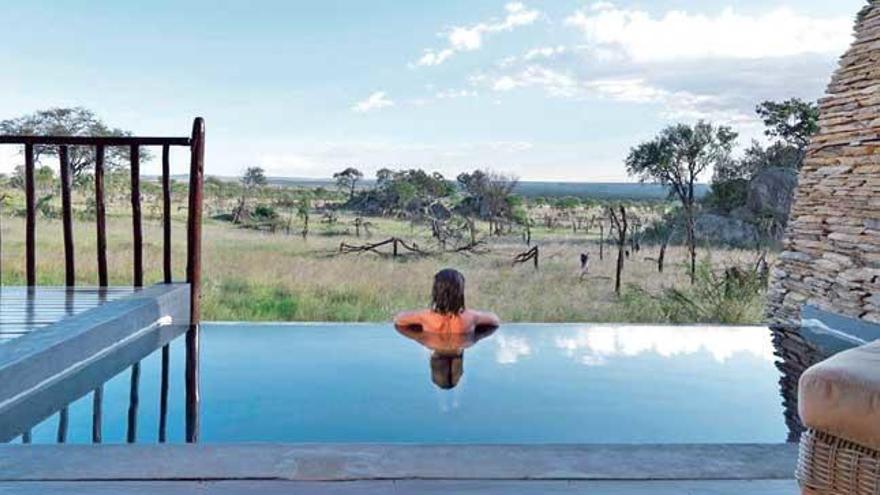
395;325;498;389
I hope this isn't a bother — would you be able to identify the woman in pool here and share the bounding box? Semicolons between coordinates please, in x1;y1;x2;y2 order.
393;268;500;334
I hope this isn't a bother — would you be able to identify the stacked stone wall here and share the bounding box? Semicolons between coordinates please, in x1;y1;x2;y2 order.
768;1;880;328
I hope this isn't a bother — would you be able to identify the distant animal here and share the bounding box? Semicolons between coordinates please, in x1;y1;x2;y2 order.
579;253;590;280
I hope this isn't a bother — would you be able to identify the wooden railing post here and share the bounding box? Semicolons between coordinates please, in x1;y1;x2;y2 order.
57;146;75;443
162;144;172;284
127;144;143;443
59;146;75;286
93;145;107;443
159;144;172;443
185;117;205;443
24;144;35;286
130;145;143;288
94;145;108;287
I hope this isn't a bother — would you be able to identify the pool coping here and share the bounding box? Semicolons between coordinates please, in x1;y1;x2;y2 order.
0;443;797;481
205;321;772;328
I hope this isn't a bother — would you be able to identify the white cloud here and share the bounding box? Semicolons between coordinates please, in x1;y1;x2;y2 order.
584;77;751;124
351;91;394;113
417;49;456;67
496;45;568;68
554;325;775;365
435;88;478;99
415;2;541;67
489;65;581;98
478;66;754;126
523;45;567;61
565;4;852;62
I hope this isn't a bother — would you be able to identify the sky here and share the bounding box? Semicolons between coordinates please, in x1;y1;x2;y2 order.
0;0;867;181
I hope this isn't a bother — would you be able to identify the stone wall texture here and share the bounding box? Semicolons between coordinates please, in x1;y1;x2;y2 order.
767;1;880;328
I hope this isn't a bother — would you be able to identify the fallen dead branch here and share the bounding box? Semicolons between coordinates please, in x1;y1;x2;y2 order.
513;246;539;269
338;237;427;257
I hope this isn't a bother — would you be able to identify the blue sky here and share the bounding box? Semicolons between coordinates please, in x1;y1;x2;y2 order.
0;0;866;181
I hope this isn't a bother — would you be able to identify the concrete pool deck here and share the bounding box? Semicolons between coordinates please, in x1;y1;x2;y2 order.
0;443;799;493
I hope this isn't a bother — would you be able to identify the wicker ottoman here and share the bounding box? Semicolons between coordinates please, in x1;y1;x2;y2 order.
797;340;880;494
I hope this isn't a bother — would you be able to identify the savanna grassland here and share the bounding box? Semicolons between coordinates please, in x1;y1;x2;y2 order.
0;200;769;324
1;99;814;325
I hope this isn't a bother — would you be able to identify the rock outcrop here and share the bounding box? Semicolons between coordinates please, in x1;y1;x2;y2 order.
695;213;760;247
747;167;799;223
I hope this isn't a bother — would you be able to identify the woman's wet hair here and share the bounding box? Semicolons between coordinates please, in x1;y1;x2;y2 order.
431;268;466;315
430;351;464;390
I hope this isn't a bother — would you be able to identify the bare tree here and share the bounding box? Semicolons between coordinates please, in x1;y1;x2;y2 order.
607;205;628;295
297;195;311;239
233;167;267;223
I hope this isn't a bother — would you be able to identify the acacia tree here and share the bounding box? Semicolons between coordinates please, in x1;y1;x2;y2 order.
333;167;363;201
0;107;148;178
626;121;737;284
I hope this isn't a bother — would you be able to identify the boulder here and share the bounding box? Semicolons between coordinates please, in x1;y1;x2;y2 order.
747;167;799;221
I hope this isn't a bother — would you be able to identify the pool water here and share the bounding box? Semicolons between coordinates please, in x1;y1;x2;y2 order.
26;323;788;444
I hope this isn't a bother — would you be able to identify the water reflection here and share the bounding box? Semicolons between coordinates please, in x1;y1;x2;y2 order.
554;325;776;366
495;335;531;364
20;323;814;444
395;326;498;389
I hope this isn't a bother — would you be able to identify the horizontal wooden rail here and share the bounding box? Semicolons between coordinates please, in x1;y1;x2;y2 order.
0;136;190;146
0;284;191;442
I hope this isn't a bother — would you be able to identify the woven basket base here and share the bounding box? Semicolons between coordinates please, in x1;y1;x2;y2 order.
797;428;880;495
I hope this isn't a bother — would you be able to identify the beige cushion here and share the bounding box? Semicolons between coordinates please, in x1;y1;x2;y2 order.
799;340;880;451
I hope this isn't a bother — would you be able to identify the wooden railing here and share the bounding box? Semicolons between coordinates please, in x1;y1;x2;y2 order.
0;117;205;443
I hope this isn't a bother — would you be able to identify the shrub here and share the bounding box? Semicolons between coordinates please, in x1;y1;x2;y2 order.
621;261;765;324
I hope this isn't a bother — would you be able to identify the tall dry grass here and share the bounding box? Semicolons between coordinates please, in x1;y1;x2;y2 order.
0;214;770;323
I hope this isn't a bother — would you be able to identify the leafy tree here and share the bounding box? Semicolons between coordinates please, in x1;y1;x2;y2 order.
456;170;519;235
0;107;149;177
626;121;737;283
707;98;817;214
756;98;819;152
333;167;363;200
356;168;453;216
375;168;394;187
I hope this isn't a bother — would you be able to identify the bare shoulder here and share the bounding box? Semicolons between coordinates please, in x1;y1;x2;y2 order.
393;309;430;327
464;309;500;328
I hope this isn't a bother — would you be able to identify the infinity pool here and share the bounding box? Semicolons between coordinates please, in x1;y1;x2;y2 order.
25;323;788;444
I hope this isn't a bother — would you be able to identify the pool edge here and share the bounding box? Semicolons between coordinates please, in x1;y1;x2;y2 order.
0;443;797;481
